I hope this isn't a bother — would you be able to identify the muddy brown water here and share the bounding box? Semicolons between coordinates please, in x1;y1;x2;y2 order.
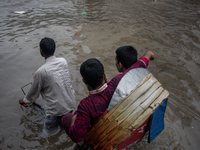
0;0;200;149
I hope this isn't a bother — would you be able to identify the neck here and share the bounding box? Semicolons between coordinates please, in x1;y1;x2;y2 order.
44;55;53;59
89;82;108;95
88;84;103;91
88;80;106;91
122;67;127;73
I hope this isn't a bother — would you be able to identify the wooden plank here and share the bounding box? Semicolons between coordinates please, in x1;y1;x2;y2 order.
108;75;158;121
99;129;130;150
150;90;169;109
131;89;169;129
131;108;153;129
86;118;111;146
140;86;163;110
107;73;153;116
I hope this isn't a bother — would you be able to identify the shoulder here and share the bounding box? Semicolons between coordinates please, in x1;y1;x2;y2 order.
78;97;89;108
35;65;45;75
107;73;124;93
34;60;50;77
56;57;68;66
57;56;66;61
56;56;66;61
78;94;100;109
109;73;124;85
125;57;149;73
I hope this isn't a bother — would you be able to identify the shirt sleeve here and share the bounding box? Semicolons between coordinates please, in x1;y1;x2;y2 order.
68;100;91;143
23;71;42;104
138;57;149;68
126;57;149;72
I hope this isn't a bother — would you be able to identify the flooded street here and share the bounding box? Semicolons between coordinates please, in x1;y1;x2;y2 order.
0;0;200;149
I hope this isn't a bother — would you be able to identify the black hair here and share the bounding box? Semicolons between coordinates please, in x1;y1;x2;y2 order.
115;46;138;69
80;58;104;90
39;37;55;56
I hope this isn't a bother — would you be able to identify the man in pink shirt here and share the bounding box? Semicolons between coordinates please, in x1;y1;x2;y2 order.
62;46;154;143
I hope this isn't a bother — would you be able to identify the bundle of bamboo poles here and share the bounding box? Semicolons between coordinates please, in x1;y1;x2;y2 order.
84;73;169;150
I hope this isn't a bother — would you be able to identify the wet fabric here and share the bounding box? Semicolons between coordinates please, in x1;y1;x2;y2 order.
23;56;76;117
148;98;168;143
44;116;60;131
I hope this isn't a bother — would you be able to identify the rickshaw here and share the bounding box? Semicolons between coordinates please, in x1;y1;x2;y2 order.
74;68;169;150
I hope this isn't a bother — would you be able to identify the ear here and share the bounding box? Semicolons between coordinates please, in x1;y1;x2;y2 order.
118;62;124;72
40;48;46;58
82;78;88;85
103;72;106;81
40;49;44;56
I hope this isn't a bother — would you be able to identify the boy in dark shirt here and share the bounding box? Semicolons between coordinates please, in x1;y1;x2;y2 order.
62;46;154;143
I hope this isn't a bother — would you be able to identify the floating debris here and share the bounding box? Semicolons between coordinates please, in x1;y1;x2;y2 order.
14;11;26;14
81;45;91;54
81;12;87;16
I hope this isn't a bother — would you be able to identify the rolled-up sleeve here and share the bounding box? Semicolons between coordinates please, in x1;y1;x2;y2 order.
138;57;149;68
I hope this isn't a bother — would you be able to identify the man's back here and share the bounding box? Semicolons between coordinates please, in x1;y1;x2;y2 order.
28;56;76;117
19;37;76;131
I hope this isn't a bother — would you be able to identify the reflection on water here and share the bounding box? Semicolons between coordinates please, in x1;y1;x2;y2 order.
0;0;200;149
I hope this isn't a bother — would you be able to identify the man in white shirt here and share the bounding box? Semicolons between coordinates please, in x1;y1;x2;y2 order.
19;37;76;131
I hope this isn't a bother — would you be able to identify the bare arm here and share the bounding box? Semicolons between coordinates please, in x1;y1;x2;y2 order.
143;51;155;61
70;114;77;127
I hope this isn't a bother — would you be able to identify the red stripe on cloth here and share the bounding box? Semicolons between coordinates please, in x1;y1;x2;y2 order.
139;57;149;68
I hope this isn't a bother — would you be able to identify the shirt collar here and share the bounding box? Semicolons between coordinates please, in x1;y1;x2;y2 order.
45;55;56;62
89;83;108;95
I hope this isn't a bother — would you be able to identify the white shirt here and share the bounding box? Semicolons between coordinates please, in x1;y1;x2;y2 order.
23;56;76;117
